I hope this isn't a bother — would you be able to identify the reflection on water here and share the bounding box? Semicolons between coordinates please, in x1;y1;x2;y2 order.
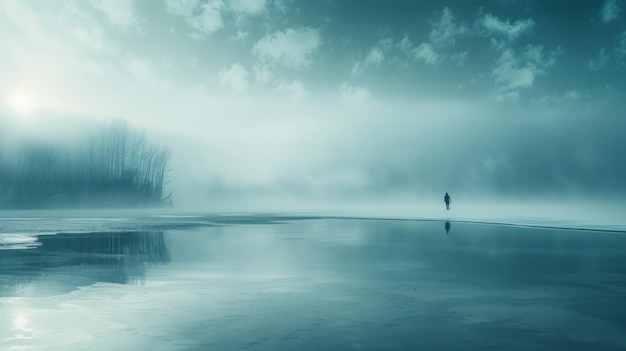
0;219;625;350
0;231;168;296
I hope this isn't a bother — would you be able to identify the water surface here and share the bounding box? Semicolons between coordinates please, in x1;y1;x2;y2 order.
1;217;625;350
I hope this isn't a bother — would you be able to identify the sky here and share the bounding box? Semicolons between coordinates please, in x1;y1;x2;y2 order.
0;0;625;210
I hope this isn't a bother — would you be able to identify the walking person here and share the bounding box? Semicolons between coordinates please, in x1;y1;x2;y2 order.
444;192;451;210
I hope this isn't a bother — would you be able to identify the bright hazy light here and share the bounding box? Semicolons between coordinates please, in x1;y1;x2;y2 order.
8;91;39;115
13;312;29;330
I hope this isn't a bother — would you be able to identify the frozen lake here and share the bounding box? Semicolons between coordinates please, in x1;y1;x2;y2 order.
1;213;626;350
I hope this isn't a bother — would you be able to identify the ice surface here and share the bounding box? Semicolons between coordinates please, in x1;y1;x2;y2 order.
0;210;308;235
1;202;625;235
327;202;626;232
0;234;41;250
1;216;625;350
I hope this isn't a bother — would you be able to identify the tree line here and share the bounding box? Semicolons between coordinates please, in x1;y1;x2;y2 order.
0;120;171;209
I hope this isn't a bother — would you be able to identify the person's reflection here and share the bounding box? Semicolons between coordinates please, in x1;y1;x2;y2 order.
444;221;451;234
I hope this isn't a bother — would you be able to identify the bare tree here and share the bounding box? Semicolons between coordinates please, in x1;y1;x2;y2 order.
0;119;171;209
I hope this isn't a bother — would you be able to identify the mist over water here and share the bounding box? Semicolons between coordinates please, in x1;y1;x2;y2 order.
158;104;626;211
6;105;620;214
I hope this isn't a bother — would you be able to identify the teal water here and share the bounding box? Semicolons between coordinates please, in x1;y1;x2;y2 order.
1;217;625;350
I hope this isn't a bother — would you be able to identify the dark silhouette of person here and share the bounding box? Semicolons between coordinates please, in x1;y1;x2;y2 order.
444;192;451;210
444;221;451;234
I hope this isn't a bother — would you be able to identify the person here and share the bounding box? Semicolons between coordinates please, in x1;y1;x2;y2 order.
444;192;451;210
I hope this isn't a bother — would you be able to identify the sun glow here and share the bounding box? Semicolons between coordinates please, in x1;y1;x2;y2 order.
8;91;39;115
14;312;29;330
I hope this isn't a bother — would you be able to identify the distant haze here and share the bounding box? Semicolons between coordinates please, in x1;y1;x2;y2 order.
1;1;625;210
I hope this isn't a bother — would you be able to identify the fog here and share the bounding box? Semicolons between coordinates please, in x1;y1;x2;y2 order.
3;97;624;214
130;96;626;211
1;0;625;215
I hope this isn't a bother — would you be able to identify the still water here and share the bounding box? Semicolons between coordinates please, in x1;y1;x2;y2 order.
1;216;625;350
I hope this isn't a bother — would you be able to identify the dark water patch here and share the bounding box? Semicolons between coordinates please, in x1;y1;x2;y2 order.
0;231;169;296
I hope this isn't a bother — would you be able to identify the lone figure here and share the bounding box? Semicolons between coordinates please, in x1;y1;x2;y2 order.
444;192;451;210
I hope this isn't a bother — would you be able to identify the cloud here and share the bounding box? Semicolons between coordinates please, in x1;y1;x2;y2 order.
350;62;363;76
530;90;583;105
492;45;554;94
489;43;556;99
253;64;272;84
563;90;581;101
234;30;248;40
126;57;155;83
601;0;621;23
164;0;199;16
276;80;309;101
479;14;535;41
189;0;224;38
429;7;467;49
90;0;138;29
494;90;520;102
164;0;224;38
365;47;385;66
351;38;393;76
397;35;412;53
411;43;440;65
0;0;46;43
617;31;626;62
218;63;249;92
253;27;321;69
228;0;266;16
451;51;468;67
339;83;370;104
63;4;117;54
70;22;113;53
492;49;536;90
394;37;440;66
523;44;556;68
588;48;610;71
